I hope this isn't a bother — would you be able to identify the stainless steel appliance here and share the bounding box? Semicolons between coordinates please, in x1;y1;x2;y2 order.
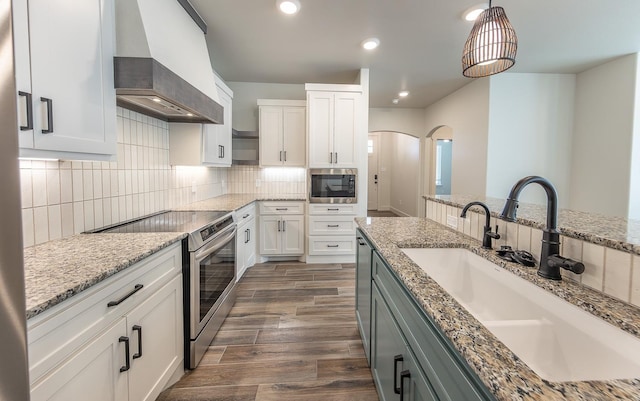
93;210;237;369
309;168;357;204
1;0;31;396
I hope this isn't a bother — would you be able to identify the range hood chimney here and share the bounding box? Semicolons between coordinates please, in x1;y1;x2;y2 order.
114;0;223;124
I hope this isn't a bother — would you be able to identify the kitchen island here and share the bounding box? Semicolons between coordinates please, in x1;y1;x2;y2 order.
356;216;640;400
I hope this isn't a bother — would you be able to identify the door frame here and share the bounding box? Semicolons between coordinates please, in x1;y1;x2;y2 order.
367;133;380;210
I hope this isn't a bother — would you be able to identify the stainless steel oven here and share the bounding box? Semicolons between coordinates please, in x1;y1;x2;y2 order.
309;168;357;203
188;221;236;368
88;210;237;369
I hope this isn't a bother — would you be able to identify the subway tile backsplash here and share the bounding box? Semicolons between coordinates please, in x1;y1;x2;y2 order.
20;108;227;247
426;199;640;308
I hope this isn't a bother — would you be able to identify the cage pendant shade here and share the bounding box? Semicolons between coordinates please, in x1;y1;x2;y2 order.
462;6;517;78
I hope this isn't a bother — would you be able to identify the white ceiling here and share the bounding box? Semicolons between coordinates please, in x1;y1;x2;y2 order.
190;0;640;108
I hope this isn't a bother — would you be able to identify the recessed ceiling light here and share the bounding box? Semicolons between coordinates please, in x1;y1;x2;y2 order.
462;3;488;21
361;38;380;50
152;98;162;103
186;113;194;117
392;99;399;104
398;91;409;97
277;0;300;15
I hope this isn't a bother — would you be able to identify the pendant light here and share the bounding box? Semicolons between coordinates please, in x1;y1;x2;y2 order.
462;1;517;78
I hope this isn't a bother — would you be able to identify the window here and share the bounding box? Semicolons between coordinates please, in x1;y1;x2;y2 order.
368;139;374;154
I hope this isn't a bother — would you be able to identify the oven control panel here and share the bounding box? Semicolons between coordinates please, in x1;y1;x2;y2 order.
200;215;233;242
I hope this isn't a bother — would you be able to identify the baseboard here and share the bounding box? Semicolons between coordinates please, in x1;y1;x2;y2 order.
390;206;410;217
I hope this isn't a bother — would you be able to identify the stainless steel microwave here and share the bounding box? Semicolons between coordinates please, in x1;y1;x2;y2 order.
309;168;357;204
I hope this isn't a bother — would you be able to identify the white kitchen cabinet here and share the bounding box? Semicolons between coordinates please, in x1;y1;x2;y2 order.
169;82;233;167
307;90;361;168
235;203;257;281
307;204;357;258
258;202;305;257
13;0;117;161
28;243;183;401
258;100;306;167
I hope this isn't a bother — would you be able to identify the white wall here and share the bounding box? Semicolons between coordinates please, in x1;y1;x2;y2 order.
569;54;637;218
227;82;306;130
630;56;640;220
486;74;576;207
369;108;426;137
424;79;491;196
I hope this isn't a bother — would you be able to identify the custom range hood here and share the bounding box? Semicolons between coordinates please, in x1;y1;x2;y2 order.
114;0;223;124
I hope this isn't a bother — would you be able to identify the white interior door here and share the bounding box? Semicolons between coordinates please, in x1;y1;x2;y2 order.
367;134;379;210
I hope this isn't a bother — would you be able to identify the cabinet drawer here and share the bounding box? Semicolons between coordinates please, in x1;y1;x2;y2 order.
308;236;355;255
308;204;356;215
27;243;182;384
235;202;256;228
308;216;356;235
260;201;305;215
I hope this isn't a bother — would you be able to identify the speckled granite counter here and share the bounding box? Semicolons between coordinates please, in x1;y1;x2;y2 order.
357;217;640;400
174;193;307;212
426;195;640;255
24;233;185;319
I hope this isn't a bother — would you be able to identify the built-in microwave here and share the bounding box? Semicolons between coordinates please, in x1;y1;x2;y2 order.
309;168;357;204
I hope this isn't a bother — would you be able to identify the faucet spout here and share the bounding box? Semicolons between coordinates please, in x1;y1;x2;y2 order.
461;201;500;249
499;176;581;280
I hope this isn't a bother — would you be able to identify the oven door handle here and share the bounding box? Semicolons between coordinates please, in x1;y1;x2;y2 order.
194;224;237;261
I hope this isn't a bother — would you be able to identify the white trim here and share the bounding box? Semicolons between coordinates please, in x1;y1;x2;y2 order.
304;83;362;93
257;99;306;107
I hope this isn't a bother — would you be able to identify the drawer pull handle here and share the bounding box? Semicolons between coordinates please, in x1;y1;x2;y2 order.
18;91;33;130
327;244;339;248
40;97;54;133
400;370;411;401
327;224;340;228
107;284;143;307
242;213;250;219
275;208;288;211
119;336;130;372
132;325;142;359
327;208;339;211
393;355;404;394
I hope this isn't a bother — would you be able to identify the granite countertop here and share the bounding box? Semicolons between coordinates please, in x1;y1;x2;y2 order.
356;216;640;401
426;194;640;256
24;233;186;319
174;193;307;212
25;193;306;320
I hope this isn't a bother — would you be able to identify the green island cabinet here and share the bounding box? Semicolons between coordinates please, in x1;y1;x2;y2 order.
355;231;496;401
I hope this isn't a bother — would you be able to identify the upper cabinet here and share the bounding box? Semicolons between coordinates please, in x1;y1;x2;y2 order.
169;82;233;167
258;99;306;167
307;88;362;168
13;0;117;161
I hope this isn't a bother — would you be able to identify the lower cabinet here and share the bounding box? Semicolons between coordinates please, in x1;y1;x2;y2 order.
355;229;373;363
258;202;305;257
371;284;438;401
236;203;257;281
28;243;183;401
359;245;496;401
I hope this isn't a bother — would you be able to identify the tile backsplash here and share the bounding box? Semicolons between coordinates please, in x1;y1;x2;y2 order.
426;200;640;308
20;108;227;247
227;165;306;195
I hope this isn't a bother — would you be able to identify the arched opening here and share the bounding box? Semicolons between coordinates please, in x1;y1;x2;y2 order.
425;125;453;195
368;130;421;217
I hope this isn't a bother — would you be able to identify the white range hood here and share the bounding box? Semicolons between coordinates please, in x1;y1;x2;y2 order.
114;0;223;124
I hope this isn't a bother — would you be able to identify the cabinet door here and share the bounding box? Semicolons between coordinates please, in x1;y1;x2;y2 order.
356;232;373;363
281;215;305;255
307;91;334;167
236;227;248;282
127;276;182;401
332;92;360;167
259;216;281;255
371;285;437;401
203;90;232;166
30;318;128;401
282;106;306;166
259;106;284;166
245;217;256;267
27;0;116;157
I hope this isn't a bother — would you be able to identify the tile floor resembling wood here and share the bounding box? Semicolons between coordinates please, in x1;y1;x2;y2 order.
157;262;379;401
367;210;398;217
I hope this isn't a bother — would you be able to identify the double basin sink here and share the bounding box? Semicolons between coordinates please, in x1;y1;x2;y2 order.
401;247;640;383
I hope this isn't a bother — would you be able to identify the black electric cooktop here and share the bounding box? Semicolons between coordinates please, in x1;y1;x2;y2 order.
94;210;230;234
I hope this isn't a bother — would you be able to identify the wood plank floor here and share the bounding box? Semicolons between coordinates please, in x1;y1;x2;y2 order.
157;262;380;401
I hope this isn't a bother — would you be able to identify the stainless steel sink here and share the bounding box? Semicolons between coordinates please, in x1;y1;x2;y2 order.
401;247;640;382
